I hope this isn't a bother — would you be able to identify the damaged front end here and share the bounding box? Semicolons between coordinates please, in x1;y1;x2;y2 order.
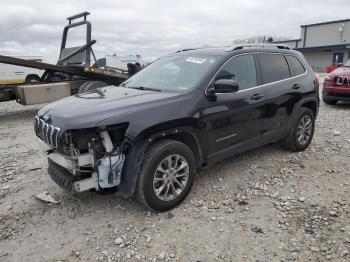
35;117;130;193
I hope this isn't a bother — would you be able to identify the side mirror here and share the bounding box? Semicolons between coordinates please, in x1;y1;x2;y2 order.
208;79;239;94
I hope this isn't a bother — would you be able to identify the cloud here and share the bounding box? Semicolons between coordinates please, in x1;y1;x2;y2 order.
0;0;349;62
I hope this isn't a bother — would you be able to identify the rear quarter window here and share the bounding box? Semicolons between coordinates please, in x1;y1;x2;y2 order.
285;55;306;76
258;53;290;84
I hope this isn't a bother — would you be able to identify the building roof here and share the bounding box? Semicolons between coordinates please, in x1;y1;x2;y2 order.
301;18;350;28
296;43;350;51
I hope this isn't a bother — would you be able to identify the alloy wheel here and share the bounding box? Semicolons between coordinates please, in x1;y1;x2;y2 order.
153;154;189;201
296;115;313;145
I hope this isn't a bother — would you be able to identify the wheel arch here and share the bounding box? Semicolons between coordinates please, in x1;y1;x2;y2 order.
301;100;318;117
25;74;41;83
119;119;205;197
133;118;205;166
289;96;318;127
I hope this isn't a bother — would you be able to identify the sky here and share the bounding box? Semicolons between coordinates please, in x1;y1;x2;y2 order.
1;0;350;63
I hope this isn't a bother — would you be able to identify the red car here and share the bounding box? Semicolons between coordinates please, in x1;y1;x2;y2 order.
323;61;350;104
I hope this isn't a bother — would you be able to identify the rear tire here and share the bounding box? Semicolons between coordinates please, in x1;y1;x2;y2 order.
283;107;315;152
135;139;196;211
322;96;337;105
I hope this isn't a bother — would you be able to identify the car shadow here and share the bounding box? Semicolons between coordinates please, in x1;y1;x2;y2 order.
334;101;350;109
62;142;285;215
322;101;350;110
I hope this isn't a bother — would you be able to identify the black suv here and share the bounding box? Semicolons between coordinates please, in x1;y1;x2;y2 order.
35;44;319;211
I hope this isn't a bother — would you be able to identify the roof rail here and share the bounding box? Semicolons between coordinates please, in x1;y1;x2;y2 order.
226;43;291;51
175;47;203;53
175;46;222;53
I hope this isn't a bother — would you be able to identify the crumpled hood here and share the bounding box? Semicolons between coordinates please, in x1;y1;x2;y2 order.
329;67;350;78
38;86;182;133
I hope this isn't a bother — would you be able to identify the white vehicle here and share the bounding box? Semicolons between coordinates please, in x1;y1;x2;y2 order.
0;56;43;85
105;54;143;70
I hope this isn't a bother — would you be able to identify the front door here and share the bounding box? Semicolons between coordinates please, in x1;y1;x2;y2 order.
201;54;266;155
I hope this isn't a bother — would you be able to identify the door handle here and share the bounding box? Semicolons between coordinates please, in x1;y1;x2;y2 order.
292;83;302;89
250;94;264;100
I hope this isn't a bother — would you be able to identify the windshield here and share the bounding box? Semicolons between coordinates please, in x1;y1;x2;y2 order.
344;60;350;67
123;54;221;92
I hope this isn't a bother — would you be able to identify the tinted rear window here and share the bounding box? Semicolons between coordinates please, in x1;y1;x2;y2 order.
285;55;306;76
258;54;290;84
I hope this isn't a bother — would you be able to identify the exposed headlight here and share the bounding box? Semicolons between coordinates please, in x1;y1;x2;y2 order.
62;129;99;155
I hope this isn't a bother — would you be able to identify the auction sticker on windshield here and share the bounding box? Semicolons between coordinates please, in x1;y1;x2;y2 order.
185;57;207;64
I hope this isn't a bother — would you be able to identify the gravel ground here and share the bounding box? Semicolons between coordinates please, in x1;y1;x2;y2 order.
0;89;350;262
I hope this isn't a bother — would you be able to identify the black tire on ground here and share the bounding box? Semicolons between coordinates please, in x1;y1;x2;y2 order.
25;74;41;83
78;81;108;94
322;96;337;105
283;107;315;152
135;139;196;211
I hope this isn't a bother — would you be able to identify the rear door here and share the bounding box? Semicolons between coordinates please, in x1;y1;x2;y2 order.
257;53;306;140
203;54;266;155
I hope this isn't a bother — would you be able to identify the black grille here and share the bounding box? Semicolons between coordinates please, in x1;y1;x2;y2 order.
34;116;61;148
327;92;350;98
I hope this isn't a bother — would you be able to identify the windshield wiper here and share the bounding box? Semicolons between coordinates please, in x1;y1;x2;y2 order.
128;86;162;92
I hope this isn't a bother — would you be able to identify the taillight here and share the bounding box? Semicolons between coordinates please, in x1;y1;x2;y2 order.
314;73;320;94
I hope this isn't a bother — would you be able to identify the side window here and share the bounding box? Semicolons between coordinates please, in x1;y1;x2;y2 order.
215;54;257;90
285;55;306;77
258;54;290;84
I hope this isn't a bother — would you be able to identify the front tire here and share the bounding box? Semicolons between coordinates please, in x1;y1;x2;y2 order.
283;107;315;152
135;139;196;211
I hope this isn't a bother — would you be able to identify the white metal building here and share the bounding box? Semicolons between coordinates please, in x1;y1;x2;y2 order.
274;19;350;72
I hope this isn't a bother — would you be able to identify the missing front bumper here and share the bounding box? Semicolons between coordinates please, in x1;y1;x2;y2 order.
73;173;99;192
48;152;94;171
47;150;125;192
48;159;98;192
